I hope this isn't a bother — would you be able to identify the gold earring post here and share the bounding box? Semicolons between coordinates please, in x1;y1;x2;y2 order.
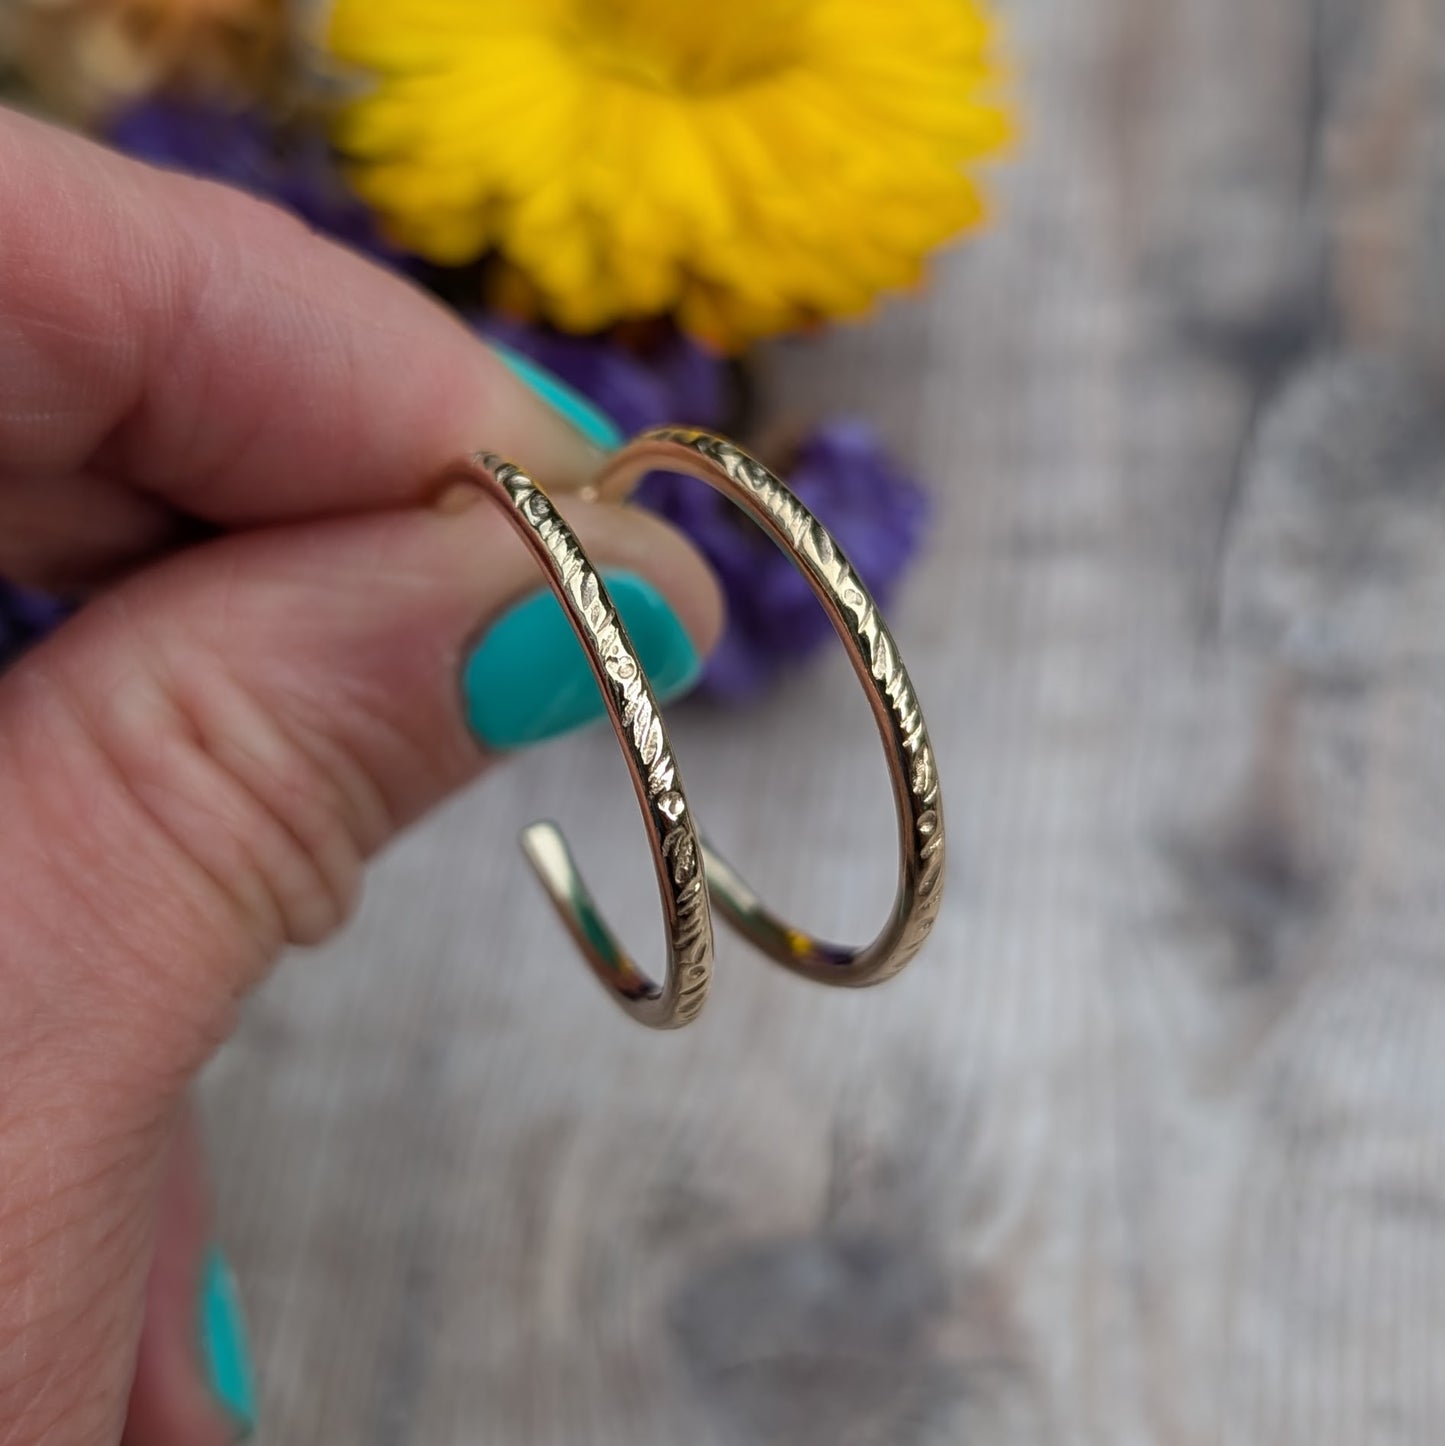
456;452;713;1028
593;429;946;988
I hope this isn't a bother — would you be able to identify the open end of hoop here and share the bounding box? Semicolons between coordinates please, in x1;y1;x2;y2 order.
519;820;663;1008
700;838;861;976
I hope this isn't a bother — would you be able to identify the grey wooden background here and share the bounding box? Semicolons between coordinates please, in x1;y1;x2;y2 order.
204;0;1445;1440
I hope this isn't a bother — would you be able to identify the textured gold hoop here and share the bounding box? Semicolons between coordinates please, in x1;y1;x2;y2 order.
593;429;945;988
453;452;712;1028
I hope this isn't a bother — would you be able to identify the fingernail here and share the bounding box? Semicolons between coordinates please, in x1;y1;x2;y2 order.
464;571;701;750
198;1246;257;1440
491;342;625;451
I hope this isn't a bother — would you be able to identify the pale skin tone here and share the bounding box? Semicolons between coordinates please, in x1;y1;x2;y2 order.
0;108;723;1445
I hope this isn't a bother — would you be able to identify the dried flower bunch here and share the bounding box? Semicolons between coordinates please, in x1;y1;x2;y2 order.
0;0;1011;699
1;0;287;121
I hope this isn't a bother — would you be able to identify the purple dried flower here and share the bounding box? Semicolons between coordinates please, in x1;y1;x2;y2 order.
640;420;930;701
468;318;929;701
107;99;398;261
475;317;729;434
0;580;70;669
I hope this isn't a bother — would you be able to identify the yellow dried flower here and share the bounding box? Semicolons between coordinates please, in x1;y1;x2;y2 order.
327;0;1011;348
0;0;286;123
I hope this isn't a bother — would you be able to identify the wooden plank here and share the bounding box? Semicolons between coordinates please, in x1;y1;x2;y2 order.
202;0;1445;1440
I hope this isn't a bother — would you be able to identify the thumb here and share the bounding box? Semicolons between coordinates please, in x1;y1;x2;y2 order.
0;487;719;1443
3;488;719;1084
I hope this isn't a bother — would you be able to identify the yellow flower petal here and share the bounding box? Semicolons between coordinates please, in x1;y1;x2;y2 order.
327;0;1012;347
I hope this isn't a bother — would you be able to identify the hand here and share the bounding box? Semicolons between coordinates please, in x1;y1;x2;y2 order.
0;108;722;1445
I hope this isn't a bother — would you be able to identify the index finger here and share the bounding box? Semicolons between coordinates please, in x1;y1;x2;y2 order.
0;107;604;521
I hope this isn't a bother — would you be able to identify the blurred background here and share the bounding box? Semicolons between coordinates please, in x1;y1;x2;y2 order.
6;0;1445;1441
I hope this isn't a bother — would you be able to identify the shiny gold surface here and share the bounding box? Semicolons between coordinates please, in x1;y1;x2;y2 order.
458;452;713;1028
596;429;946;987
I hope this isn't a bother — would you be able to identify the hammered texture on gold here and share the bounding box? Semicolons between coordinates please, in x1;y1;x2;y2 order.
597;429;946;987
474;454;712;1027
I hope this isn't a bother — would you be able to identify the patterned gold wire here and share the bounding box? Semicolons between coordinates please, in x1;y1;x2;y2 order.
456;452;713;1028
593;429;946;987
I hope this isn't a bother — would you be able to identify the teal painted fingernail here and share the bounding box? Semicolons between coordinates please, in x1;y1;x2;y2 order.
464;570;701;750
199;1246;257;1441
492;342;625;451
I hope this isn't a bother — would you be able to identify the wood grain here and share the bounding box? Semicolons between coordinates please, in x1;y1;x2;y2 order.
203;1;1445;1440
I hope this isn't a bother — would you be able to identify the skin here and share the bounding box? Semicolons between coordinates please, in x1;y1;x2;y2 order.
0;107;723;1445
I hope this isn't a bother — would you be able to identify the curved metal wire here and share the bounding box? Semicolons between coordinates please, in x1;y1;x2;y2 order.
593;429;946;988
457;452;712;1028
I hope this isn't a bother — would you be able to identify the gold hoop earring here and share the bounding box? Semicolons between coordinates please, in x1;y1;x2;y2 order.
451;452;713;1029
592;429;945;988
